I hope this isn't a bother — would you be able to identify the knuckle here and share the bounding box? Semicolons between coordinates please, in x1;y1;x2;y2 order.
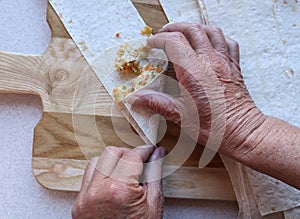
71;205;78;217
71;205;82;218
214;27;223;34
211;57;227;74
108;181;121;194
105;146;127;156
189;23;207;36
89;156;99;164
85;190;99;206
169;31;186;41
72;198;87;218
107;182;126;203
190;23;202;31
105;146;118;152
226;37;239;50
233;41;239;50
122;151;143;163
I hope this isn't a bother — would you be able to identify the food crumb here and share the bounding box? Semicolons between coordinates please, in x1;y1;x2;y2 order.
116;32;121;38
68;19;73;24
141;25;153;36
290;68;295;76
113;43;165;103
79;41;88;51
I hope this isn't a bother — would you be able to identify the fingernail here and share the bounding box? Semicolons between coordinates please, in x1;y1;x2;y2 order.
158;147;168;157
162;22;173;29
127;93;139;105
138;144;155;150
147;147;164;162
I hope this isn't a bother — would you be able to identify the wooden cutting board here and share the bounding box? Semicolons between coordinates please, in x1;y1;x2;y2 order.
0;0;236;201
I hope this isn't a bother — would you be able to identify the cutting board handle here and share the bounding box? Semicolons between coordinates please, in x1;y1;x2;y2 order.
0;51;46;96
0;38;108;113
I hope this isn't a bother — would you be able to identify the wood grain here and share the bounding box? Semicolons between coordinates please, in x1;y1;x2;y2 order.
133;0;160;5
0;0;236;200
33;112;145;160
132;1;168;33
163;165;235;200
33;157;236;201
0;38;120;116
47;3;71;39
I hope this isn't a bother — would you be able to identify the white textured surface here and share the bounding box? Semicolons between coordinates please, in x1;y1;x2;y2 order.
206;0;300;128
50;0;161;145
0;0;238;218
247;168;300;216
0;93;78;218
159;0;300;217
160;0;203;23
205;0;300;216
49;0;147;63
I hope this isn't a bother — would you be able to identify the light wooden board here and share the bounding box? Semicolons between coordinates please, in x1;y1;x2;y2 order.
33;157;234;200
0;0;236;201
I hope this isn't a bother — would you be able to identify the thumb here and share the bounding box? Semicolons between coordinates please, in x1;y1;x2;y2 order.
143;147;167;204
128;89;183;125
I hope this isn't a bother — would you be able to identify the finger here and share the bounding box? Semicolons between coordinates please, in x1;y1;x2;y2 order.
75;147;128;218
147;31;205;89
144;147;167;183
147;31;198;71
201;25;228;54
128;89;183;125
88;146;128;187
148;30;211;86
159;22;214;54
74;156;99;208
80;157;99;193
225;36;240;64
144;147;167;204
110;145;155;184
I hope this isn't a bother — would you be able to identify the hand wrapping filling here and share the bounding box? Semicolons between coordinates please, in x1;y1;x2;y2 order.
113;43;164;103
114;43;149;74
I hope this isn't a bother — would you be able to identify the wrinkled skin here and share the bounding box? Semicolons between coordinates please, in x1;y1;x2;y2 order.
72;146;167;219
72;23;300;219
130;23;266;156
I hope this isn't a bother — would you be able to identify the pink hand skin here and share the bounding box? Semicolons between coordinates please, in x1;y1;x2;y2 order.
72;146;167;219
129;23;300;189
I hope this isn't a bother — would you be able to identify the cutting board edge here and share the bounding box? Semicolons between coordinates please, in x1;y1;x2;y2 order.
32;157;236;201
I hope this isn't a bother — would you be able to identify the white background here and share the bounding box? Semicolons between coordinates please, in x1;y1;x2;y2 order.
0;0;238;218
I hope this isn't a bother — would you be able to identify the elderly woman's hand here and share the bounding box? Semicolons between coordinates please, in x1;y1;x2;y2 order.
130;23;266;158
72;146;166;219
